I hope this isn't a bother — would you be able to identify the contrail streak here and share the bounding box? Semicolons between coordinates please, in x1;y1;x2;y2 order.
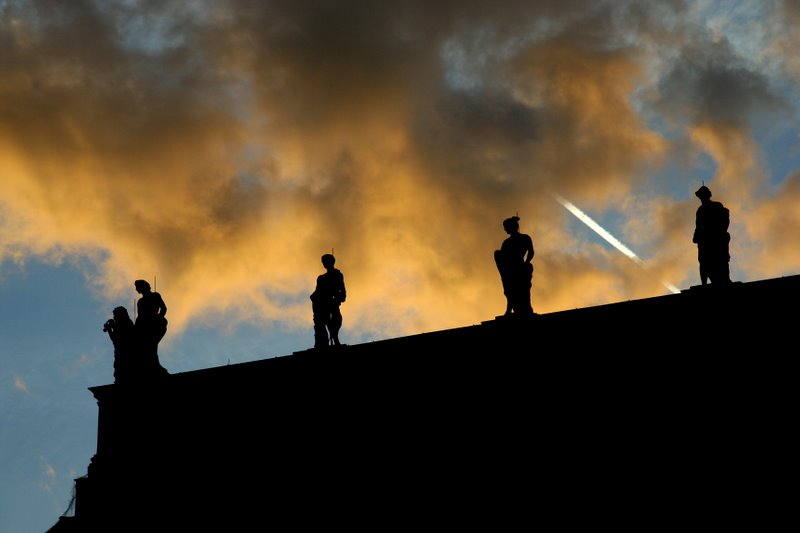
553;193;680;294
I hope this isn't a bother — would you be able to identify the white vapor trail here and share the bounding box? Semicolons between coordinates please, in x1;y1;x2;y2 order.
553;193;680;294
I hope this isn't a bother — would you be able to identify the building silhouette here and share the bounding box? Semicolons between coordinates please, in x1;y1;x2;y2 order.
47;276;795;531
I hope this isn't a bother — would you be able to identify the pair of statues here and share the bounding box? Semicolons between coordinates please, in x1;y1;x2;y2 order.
104;279;169;384
493;185;732;319
308;225;535;348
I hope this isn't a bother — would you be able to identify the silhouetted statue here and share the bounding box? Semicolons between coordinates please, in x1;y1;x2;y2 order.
310;253;346;348
494;215;535;317
134;279;169;376
103;306;137;384
692;185;731;285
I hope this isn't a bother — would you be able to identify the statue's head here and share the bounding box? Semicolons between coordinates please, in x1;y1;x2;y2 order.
695;185;712;199
321;254;336;268
503;216;520;232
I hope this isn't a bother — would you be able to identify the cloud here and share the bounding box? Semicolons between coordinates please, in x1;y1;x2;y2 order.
2;1;800;343
740;170;800;277
39;457;57;493
14;375;29;394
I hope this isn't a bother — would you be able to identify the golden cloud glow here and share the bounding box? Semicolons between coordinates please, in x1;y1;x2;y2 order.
2;1;800;345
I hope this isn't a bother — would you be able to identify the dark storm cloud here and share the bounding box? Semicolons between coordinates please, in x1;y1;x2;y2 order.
655;37;786;126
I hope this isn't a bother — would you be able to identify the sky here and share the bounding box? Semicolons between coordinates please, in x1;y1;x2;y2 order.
3;1;800;531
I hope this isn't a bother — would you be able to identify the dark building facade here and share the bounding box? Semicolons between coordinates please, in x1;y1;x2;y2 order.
48;277;796;531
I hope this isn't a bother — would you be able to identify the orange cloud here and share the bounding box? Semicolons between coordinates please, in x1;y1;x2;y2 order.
2;1;800;347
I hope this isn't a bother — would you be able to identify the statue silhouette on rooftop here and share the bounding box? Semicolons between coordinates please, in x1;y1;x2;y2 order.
692;185;731;286
310;253;347;348
494;215;535;317
103;306;137;384
133;279;169;377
